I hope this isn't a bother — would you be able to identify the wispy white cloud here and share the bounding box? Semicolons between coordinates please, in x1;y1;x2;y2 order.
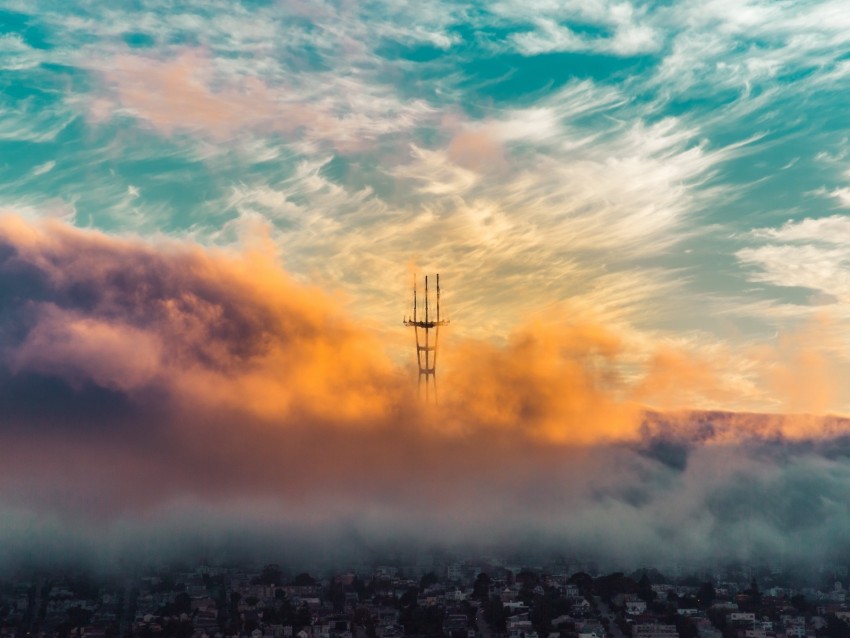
830;188;850;208
212;95;741;357
737;243;850;300
504;3;661;57
31;161;56;177
751;215;850;244
0;102;76;144
732;216;850;378
392;145;480;195
0;33;46;70
652;0;850;99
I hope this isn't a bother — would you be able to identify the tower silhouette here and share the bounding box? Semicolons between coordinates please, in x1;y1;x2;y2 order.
403;274;449;403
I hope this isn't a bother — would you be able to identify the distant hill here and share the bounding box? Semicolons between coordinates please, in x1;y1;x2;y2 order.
640;409;850;443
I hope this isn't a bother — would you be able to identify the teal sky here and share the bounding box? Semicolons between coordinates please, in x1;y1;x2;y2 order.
4;0;850;413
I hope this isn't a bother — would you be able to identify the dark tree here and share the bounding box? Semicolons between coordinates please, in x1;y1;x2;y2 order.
821;616;850;638
568;573;594;598
746;580;762;606
294;573;316;587
399;587;418;609
327;580;346;612
258;565;284;586
530;588;562;636
517;570;540;589
637;574;656;603
483;595;507;632
244;617;260;634
67;606;92;629
174;592;192;615
420;572;439;590
671;615;698;638
790;594;809;613
295;603;312;628
473;573;491;601
263;607;282;624
151;576;176;594
594;573;637;603
697;583;716;609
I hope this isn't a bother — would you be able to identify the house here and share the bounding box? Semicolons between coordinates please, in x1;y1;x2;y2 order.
571;599;592;616
633;624;679;638
729;613;756;627
626;600;647;616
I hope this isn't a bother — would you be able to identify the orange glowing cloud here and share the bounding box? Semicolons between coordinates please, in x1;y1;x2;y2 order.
440;319;641;444
0;214;403;426
4;216;850;566
2;213;848;448
762;314;841;416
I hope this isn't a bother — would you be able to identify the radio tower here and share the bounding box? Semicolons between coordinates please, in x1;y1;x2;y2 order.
404;274;449;403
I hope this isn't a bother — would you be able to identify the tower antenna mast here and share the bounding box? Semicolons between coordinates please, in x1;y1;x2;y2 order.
404;273;450;403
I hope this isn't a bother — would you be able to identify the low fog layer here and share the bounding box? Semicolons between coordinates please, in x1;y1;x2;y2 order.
2;216;850;571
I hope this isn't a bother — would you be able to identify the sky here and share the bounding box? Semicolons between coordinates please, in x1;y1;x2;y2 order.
5;0;850;570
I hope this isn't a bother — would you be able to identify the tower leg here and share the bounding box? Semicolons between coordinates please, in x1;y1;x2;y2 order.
432;371;438;405
433;325;440;405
